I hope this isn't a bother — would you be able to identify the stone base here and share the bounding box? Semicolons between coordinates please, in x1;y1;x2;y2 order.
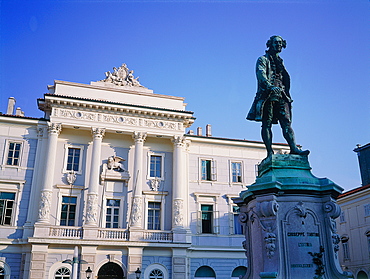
235;154;352;279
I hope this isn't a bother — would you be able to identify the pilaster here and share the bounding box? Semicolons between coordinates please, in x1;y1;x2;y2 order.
36;123;61;224
127;247;143;279
85;127;105;226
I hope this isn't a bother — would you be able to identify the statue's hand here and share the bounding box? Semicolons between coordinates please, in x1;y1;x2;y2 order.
271;87;282;94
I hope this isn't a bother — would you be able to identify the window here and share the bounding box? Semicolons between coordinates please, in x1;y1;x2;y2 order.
106;199;120;228
6;142;22;166
341;235;350;260
232;206;244;234
340;211;346;223
232;266;247;279
0;192;16;225
66;147;80;172
201;205;214;234
366;230;370;259
55;267;71;279
149;269;164;279
201;159;216;181
231;162;242;183
148;153;165;179
194;266;216;278
0;266;4;279
63;145;84;174
60;196;77;226
148;202;161;230
365;204;370;217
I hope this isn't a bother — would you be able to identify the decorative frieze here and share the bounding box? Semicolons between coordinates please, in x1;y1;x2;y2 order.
38;190;52;221
130;197;142;227
86;193;98;225
53;108;183;131
173;199;184;227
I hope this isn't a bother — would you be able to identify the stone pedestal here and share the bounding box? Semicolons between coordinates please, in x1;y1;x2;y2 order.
234;154;352;279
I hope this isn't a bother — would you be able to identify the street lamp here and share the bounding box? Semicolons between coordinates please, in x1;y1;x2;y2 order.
135;267;142;279
85;267;93;279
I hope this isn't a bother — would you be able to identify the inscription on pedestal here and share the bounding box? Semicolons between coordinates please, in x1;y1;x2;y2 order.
283;210;320;277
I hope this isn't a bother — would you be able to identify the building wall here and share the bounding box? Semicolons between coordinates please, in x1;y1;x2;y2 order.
337;186;370;279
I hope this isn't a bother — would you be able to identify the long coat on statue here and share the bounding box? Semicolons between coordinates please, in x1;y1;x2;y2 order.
246;52;292;124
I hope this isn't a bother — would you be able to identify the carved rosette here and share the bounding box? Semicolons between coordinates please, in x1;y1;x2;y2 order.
38;190;52;222
91;127;105;139
130;197;142;226
47;123;62;135
173;199;184;227
86;193;98;225
132;131;147;143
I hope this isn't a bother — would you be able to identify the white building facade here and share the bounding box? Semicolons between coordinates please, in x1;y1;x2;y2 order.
0;65;290;279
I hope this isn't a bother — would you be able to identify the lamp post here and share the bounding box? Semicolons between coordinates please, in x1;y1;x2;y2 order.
135;267;142;279
85;267;93;279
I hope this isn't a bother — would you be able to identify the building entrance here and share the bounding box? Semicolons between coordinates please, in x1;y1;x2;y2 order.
98;262;125;279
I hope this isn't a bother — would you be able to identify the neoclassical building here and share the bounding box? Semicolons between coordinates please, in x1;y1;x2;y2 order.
336;143;370;279
0;64;290;279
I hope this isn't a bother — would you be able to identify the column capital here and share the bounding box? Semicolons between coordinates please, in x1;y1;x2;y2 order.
132;131;147;143
91;127;105;138
47;123;62;135
172;135;186;147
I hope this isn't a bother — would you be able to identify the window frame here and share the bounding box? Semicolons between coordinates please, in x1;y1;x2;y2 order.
194;193;220;234
105;198;122;229
147;152;165;180
59;196;78;227
0;181;24;227
3;140;24;167
62;144;84;174
143;264;168;279
143;192;167;231
200;158;217;181
230;161;243;184
56;188;82;227
0;192;16;226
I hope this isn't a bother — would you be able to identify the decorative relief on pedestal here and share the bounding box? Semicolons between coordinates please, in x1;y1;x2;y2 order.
308;246;325;279
256;200;279;217
130;197;142;226
173;199;184;227
294;201;307;218
86;194;98;224
323;201;342;255
91;127;105;138
38;191;52;221
98;63;146;88
264;230;277;259
47;123;62;135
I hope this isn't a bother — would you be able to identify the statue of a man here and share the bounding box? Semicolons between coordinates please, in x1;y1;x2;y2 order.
247;35;309;157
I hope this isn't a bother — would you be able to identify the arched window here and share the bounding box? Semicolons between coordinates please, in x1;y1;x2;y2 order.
358;270;369;279
55;267;71;279
149;269;164;279
194;266;216;278
231;266;247;279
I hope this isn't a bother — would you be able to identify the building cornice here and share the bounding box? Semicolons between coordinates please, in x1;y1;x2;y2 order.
50;80;185;101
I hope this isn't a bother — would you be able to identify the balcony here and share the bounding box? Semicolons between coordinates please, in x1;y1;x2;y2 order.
49;226;83;238
45;226;173;243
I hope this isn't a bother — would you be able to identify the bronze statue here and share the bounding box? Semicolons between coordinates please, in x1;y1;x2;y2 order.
247;35;309;157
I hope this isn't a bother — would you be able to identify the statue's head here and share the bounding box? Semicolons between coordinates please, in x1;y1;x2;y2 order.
266;35;286;53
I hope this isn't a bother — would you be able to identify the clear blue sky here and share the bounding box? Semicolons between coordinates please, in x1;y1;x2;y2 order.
1;0;369;191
